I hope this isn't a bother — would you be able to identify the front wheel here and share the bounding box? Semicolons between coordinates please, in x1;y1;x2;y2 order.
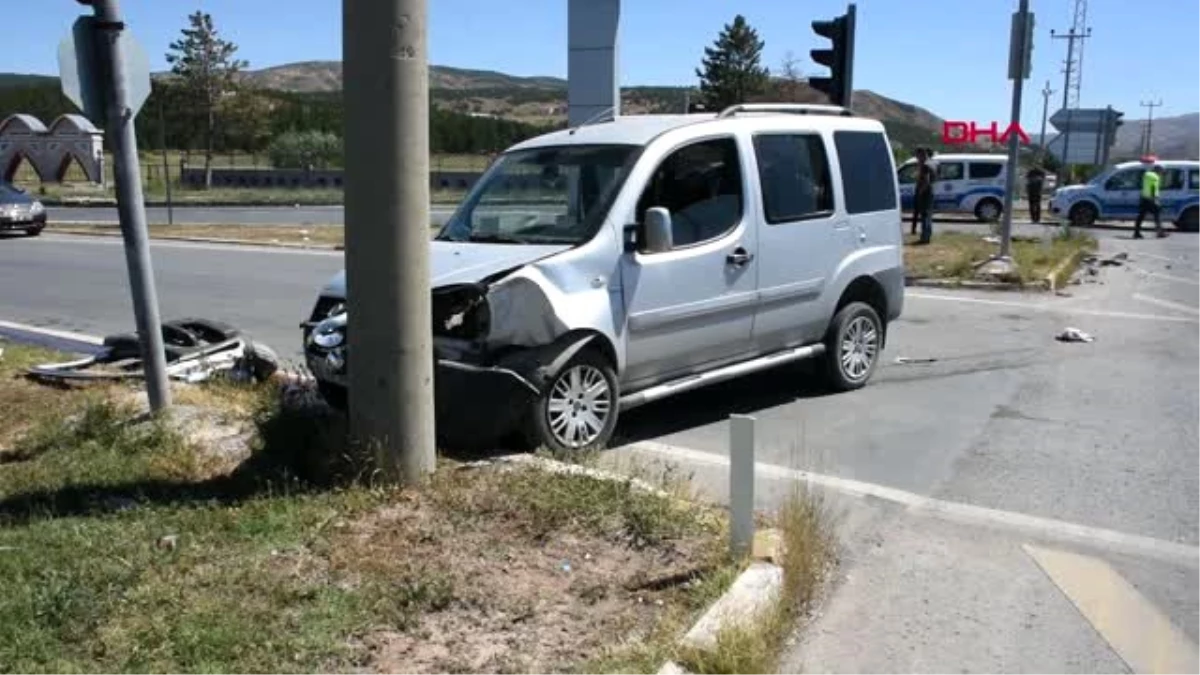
526;348;619;454
1176;207;1198;232
1069;202;1098;227
975;198;1002;223
823;302;883;392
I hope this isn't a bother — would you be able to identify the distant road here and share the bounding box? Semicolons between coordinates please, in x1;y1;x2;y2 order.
48;205;458;227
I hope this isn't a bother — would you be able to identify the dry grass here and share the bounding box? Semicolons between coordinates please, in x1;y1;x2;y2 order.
904;230;1098;285
0;355;737;673
678;486;836;675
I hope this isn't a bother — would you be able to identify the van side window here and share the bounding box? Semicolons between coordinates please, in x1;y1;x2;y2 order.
1104;169;1141;191
937;162;964;181
752;133;833;224
636;137;743;249
897;164;918;185
968;162;1004;179
1189;169;1199;189
833;131;898;214
1162;168;1186;191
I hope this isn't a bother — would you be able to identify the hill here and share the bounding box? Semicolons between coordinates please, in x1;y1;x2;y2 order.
1110;112;1199;161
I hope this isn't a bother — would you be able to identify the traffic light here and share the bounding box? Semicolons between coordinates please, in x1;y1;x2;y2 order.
809;4;857;108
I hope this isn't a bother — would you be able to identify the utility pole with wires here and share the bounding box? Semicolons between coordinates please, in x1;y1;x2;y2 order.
1140;98;1163;155
1050;0;1091;183
1038;80;1055;165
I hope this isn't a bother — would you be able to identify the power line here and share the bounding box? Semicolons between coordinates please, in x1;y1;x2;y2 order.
1140;99;1163;155
1050;0;1091;181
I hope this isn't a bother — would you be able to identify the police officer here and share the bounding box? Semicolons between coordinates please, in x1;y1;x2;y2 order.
1133;163;1167;239
912;147;936;244
1024;164;1046;223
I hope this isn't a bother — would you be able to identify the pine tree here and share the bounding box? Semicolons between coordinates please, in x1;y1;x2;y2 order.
695;15;770;111
166;11;247;189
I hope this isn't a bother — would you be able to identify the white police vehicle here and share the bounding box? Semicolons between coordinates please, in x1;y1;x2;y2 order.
897;153;1008;222
1048;160;1199;232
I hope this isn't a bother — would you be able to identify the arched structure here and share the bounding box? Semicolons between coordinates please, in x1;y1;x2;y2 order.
0;113;104;184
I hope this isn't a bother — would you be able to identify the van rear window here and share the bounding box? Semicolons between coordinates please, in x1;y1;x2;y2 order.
969;162;1004;179
833;131;897;214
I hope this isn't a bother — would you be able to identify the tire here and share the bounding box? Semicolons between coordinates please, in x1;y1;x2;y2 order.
1176;207;1198;232
974;198;1002;223
24;226;42;237
823;301;883;392
1069;202;1098;227
526;348;619;454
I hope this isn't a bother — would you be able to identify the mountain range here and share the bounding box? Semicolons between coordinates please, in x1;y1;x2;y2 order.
2;61;1195;159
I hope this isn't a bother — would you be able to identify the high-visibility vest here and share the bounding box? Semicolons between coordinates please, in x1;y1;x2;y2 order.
1141;170;1160;199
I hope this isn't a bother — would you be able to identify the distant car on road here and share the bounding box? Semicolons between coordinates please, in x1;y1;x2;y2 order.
0;181;46;236
301;103;905;452
1049;159;1199;231
897;153;1009;222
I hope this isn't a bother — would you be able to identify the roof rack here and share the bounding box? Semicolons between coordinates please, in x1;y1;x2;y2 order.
716;103;854;119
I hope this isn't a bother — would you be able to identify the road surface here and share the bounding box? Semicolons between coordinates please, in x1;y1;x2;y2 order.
0;229;1196;672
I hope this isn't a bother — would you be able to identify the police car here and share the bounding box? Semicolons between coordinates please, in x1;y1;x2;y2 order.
897;153;1009;222
1048;159;1199;231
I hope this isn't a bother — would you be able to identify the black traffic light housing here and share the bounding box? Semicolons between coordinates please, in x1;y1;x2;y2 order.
809;4;857;109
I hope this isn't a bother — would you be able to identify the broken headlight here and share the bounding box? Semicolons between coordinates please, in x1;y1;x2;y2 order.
311;312;347;349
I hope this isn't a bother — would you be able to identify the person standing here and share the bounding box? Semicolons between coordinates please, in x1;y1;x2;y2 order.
1133;164;1167;239
1024;164;1046;223
912;147;936;244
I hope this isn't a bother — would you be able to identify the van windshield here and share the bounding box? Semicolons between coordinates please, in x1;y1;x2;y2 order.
437;144;641;245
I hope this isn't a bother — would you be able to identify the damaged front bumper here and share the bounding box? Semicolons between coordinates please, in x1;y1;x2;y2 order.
302;315;543;444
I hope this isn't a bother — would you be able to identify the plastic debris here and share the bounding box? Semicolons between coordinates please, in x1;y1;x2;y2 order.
1056;327;1095;343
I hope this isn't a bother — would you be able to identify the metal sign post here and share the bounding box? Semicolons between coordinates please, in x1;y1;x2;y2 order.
60;0;170;411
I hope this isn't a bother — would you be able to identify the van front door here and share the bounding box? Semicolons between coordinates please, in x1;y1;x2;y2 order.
619;136;758;390
933;160;966;212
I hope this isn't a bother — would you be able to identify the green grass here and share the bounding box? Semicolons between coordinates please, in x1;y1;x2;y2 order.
0;349;735;673
904;230;1099;285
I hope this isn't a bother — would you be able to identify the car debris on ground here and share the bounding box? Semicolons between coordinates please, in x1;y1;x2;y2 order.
894;356;938;364
1056;327;1095;343
23;318;303;386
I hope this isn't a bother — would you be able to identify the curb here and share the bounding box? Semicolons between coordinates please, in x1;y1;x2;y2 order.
49;228;344;251
1044;247;1089;292
905;277;1032;292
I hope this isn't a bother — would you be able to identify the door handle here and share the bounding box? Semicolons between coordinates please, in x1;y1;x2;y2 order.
726;247;754;266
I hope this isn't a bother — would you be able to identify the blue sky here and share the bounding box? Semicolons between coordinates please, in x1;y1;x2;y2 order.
11;0;1198;125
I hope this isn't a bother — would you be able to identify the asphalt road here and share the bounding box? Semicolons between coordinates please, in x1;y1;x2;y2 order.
1;229;1197;671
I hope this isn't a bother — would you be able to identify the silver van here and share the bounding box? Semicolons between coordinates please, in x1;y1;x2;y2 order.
302;104;905;452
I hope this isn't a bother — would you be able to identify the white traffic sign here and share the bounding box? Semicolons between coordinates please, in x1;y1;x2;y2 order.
58;16;152;126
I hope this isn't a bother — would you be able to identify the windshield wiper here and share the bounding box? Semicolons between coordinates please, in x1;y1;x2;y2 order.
467;233;524;244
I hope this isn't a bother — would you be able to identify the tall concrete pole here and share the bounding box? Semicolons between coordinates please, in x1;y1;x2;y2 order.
343;0;436;484
997;0;1029;261
91;0;171;411
1039;80;1055;165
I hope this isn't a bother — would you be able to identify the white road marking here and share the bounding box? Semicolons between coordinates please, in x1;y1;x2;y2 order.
1128;264;1200;287
0;319;105;345
1133;293;1200;316
907;291;1199;324
620;440;1200;569
1025;544;1200;674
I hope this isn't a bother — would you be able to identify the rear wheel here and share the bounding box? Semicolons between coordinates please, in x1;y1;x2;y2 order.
1176;207;1198;232
823;302;883;392
974;198;1002;222
526;348;619;453
1069;202;1098;227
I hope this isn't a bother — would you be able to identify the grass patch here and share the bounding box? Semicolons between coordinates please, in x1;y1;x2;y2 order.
677;487;836;675
39;184;468;206
0;360;735;673
904;230;1098;285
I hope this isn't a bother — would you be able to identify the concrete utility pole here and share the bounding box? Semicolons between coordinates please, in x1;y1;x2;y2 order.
342;0;436;484
996;0;1031;263
89;0;171;411
1039;80;1055;165
1140;99;1163;155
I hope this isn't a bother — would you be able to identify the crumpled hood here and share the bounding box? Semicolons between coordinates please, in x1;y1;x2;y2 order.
319;240;571;298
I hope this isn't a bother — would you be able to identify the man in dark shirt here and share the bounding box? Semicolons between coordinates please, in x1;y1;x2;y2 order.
913;147;935;244
1025;165;1046;223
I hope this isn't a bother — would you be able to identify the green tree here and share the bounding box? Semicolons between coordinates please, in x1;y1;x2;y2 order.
695;15;770;111
165;11;247;188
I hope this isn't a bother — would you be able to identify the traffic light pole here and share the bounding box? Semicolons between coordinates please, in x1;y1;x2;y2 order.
89;0;171;412
342;0;436;485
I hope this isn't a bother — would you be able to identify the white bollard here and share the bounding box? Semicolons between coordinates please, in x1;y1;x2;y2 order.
729;414;756;557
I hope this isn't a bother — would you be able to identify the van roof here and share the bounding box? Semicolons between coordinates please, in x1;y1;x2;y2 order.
508;108;887;152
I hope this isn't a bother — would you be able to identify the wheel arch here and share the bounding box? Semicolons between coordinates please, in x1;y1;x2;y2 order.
834;275;890;347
